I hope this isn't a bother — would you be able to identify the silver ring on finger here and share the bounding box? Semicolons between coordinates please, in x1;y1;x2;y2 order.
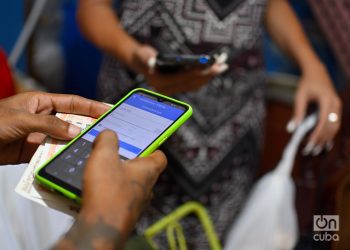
328;112;339;123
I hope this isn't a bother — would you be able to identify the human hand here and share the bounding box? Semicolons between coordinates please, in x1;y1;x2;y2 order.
79;130;167;243
0;92;109;164
131;45;228;95
287;65;342;156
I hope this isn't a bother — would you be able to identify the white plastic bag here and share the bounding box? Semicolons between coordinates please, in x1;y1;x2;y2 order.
224;114;317;250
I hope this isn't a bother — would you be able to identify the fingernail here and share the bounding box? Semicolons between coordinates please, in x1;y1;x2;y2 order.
215;52;228;64
302;142;315;156
68;125;81;137
312;145;323;156
147;57;156;69
326;141;334;152
217;63;229;74
286;120;297;133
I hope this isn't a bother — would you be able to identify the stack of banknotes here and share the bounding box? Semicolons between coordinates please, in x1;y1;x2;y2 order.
15;113;97;216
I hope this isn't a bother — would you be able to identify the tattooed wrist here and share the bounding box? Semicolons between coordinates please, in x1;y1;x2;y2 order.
53;216;123;250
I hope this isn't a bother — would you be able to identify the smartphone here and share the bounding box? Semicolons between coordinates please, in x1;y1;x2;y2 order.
156;53;215;73
35;88;192;202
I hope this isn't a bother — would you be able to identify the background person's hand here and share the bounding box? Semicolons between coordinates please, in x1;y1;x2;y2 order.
287;65;342;156
0;92;109;164
79;130;167;244
131;45;228;95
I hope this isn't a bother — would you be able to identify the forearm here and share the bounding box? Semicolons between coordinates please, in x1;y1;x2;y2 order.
265;0;325;73
77;0;141;69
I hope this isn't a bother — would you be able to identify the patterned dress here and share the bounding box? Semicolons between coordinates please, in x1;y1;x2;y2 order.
98;0;267;248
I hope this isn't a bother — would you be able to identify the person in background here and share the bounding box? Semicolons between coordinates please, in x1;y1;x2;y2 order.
0;92;167;250
77;0;341;247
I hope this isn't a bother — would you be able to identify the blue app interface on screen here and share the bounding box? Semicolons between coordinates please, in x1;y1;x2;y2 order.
82;93;185;158
45;93;185;189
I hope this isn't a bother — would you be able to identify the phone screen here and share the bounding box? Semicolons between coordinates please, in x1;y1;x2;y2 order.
40;91;187;193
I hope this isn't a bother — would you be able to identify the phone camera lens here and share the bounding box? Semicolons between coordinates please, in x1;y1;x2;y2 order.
199;56;209;64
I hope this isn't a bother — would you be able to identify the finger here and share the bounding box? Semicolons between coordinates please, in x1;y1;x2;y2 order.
214;52;228;64
311;144;323;156
19;133;47;162
139;45;158;66
22;113;82;140
305;96;341;156
84;130;120;177
322;120;340;144
200;63;228;76
148;57;157;74
91;130;120;156
82;131;120;201
325;141;334;152
322;99;342;144
127;150;167;179
145;150;168;173
308;99;331;146
310;130;332;156
136;45;158;73
291;91;308;130
43;93;110;118
129;150;167;173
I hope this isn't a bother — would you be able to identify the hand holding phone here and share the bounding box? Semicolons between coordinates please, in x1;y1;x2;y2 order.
79;130;167;238
0;92;109;165
36;88;192;202
131;45;229;95
155;54;215;73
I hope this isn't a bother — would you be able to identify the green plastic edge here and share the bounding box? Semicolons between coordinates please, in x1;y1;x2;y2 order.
35;88;193;204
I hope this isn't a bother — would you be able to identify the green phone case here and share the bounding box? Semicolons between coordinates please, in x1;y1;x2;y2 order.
35;88;193;203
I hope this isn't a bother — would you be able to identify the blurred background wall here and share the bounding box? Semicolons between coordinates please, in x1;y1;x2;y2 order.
0;0;26;71
0;0;344;99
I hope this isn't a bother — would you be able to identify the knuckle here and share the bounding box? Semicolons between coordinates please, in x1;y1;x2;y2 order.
13;112;30;130
33;91;45;96
69;94;81;100
21;91;43;104
48;116;67;130
26;91;42;97
50;116;61;127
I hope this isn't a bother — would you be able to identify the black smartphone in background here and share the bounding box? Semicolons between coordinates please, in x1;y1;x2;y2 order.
156;54;215;73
